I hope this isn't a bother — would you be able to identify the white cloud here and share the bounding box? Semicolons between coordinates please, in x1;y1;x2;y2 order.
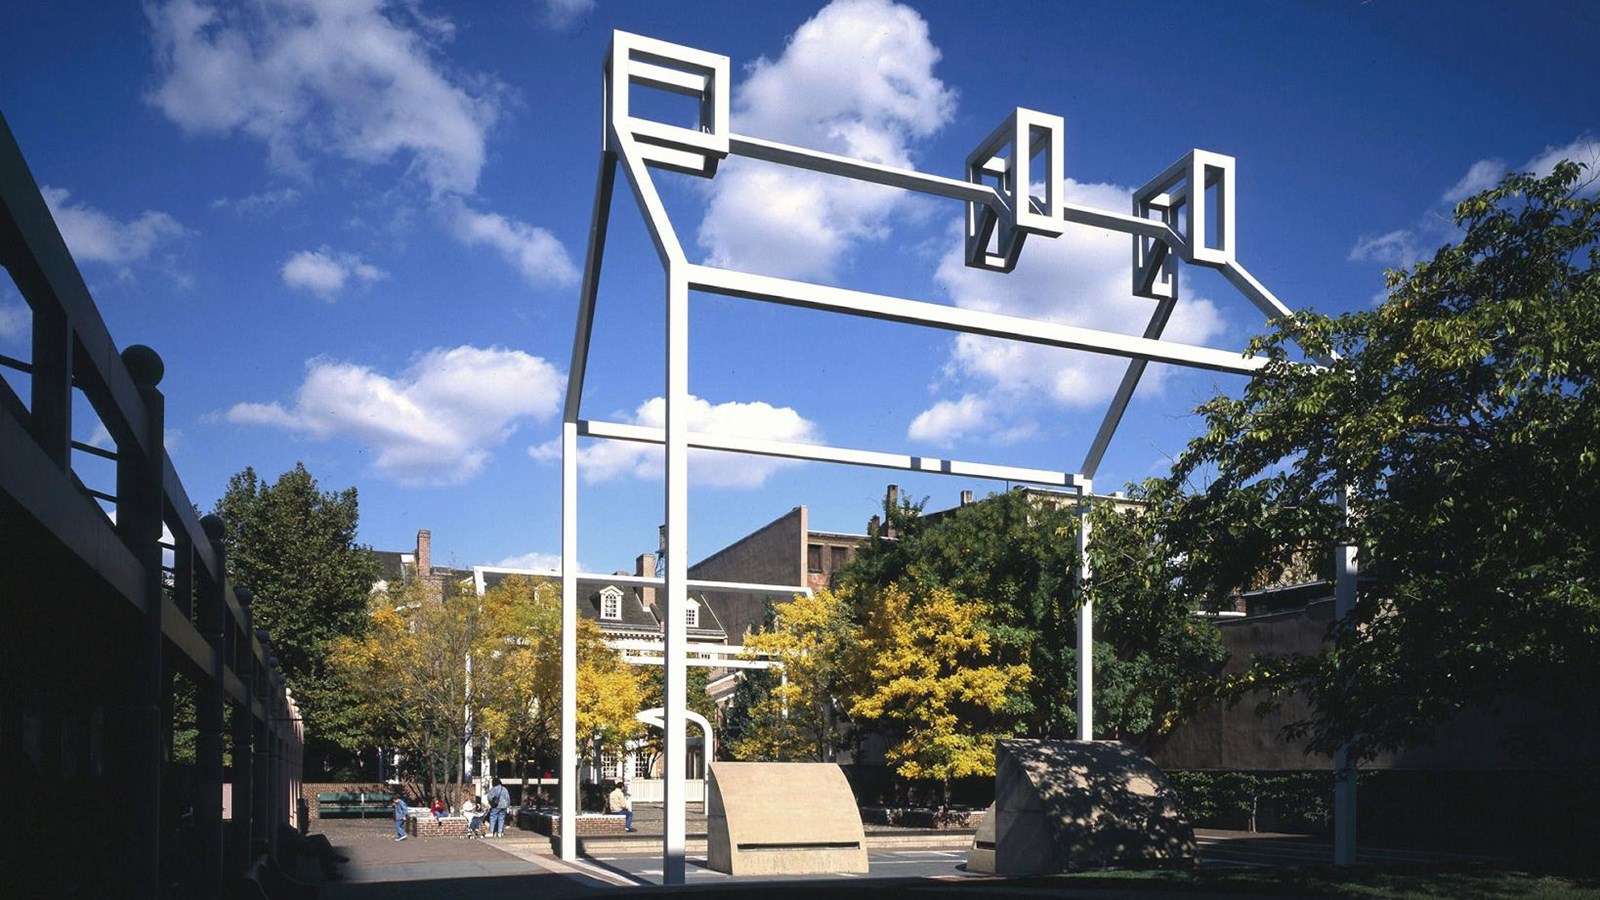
532;395;821;489
0;300;26;340
281;247;387;298
40;186;186;267
696;0;956;281
447;201;579;287
1523;136;1600;191
212;187;300;216
1440;159;1507;206
228;345;564;485
907;394;989;446
494;550;562;571
541;0;594;29
915;178;1229;443
147;0;499;198
1356;135;1600;270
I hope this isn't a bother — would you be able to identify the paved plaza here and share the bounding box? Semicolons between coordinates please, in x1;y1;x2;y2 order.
306;807;1502;898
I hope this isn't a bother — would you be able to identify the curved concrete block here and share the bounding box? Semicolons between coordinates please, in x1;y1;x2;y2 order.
993;740;1196;874
966;801;997;873
706;762;868;875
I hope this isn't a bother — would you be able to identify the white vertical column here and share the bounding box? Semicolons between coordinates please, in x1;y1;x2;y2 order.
662;272;690;885
1333;487;1358;865
1076;481;1094;741
559;420;579;860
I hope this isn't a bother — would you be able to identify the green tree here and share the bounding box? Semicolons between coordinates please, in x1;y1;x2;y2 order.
212;463;379;775
1166;162;1600;759
839;488;1225;746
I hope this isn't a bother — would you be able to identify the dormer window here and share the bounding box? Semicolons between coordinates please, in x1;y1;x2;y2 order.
685;598;700;628
600;586;623;620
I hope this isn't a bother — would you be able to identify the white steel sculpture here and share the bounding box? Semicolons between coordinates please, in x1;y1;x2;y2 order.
560;31;1331;883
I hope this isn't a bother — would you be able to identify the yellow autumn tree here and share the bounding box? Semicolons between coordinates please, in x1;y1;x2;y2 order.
848;584;1030;805
474;576;562;789
731;589;855;761
574;616;645;774
333;578;497;807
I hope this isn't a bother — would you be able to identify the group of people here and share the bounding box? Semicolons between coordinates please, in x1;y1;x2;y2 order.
390;778;514;841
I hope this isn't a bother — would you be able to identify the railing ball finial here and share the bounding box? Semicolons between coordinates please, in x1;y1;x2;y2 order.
201;513;227;544
122;344;165;388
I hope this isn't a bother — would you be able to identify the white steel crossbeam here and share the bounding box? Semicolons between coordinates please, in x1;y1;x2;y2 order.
684;263;1268;375
560;30;1335;883
578;419;1087;489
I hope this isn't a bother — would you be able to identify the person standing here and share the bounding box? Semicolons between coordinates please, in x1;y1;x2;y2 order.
486;778;511;837
392;795;409;841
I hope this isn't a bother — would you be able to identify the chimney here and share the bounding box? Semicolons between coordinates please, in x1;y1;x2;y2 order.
960;490;974;506
868;514;881;537
636;553;657;612
884;484;899;540
415;530;432;582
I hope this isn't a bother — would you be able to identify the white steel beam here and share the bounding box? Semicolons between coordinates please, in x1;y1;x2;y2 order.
621;654;777;670
612;129;689;270
730;134;1002;207
1081;294;1177;479
558;420;578;861
662;270;689;885
1076;481;1094;741
685;264;1267;375
563;153;619;423
1333;488;1359;865
579;418;1087;489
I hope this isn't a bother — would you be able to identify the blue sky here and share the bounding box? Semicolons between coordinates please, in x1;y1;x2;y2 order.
3;0;1596;575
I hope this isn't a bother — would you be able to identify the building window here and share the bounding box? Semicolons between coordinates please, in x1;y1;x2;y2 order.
830;545;849;572
600;587;622;620
686;600;700;628
807;543;823;573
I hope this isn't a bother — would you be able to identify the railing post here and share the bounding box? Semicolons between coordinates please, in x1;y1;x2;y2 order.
232;595;256;872
117;345;165;898
196;515;228;897
252;637;273;854
29;304;71;466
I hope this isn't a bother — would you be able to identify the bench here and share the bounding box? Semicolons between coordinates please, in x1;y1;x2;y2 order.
315;791;392;819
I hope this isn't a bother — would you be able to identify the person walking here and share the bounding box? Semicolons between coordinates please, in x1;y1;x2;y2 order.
486;778;511;837
392;795;409;841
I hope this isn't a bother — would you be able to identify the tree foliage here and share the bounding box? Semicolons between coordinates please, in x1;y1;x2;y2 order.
849;585;1028;796
212;463;379;773
1165;162;1600;759
838;489;1224;747
731;589;855;762
333;578;491;805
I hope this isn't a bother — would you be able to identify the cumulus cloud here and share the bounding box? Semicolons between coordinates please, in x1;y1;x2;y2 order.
531;395;821;489
912;179;1229;445
1355;135;1600;271
281;247;387;298
40;186;186;267
146;0;577;286
147;0;499;198
447;201;579;287
228;345;564;485
696;0;956;281
494;550;562;571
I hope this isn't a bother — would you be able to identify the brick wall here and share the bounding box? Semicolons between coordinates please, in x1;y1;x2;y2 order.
516;809;629;836
688;507;805;641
